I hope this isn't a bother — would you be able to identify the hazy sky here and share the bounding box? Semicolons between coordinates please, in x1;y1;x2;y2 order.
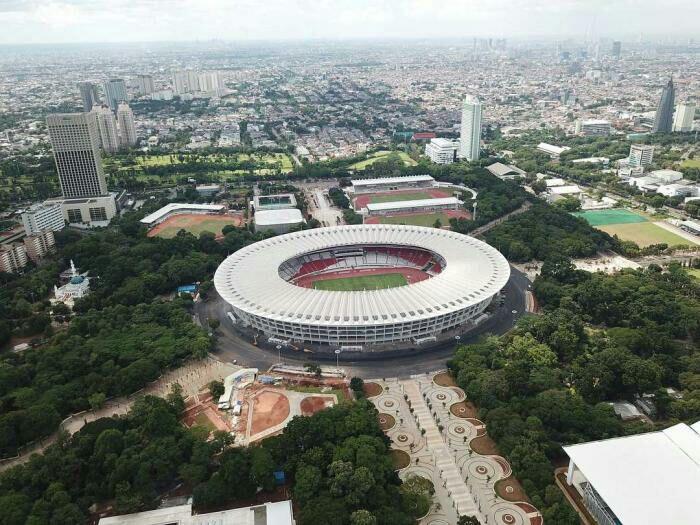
1;0;699;44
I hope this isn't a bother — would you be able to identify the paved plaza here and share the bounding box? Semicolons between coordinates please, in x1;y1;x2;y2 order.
367;372;543;525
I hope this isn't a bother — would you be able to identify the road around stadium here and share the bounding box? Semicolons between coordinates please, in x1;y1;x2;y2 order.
195;266;530;379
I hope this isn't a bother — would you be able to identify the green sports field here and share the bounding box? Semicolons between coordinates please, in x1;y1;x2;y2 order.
598;222;697;248
369;191;434;204
313;273;407;291
349;151;418;170
573;209;647;226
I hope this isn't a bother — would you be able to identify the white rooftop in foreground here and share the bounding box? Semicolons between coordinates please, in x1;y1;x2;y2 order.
351;174;434;186
98;501;294;525
254;208;304;226
140;203;225;224
564;422;700;525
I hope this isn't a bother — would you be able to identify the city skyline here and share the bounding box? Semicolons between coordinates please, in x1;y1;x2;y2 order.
1;0;699;44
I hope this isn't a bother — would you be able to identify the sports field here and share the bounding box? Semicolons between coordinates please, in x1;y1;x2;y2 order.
573;209;647;226
369;191;434;204
349;151;418;170
147;213;243;239
598;222;697;248
313;273;408;291
681;159;700;169
366;212;451;227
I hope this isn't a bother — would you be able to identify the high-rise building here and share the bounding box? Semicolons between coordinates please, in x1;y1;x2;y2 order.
672;102;696;132
629;144;655;167
102;78;128;111
459;95;482;161
0;244;28;273
136;74;155;96
46;113;108;198
77;81;100;112
612;41;622;58
652;79;675;133
172;70;200;94
116;102;137;148
23;230;56;262
198;72;223;93
21;202;65;234
91;105;120;153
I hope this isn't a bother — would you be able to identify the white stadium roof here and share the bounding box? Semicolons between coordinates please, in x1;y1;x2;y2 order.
214;224;510;326
366;197;461;212
140;203;225;225
564;422;700;525
351;174;434;187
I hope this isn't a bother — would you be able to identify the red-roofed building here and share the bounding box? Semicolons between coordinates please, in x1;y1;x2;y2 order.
412;132;437;141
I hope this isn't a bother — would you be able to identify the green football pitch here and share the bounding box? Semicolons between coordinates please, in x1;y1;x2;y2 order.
313;273;408;291
572;209;647;226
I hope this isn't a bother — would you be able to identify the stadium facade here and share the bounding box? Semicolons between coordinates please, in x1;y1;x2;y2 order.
214;225;509;351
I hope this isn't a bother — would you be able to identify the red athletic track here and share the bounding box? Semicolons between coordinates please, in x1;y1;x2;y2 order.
293;266;431;289
363;208;472;225
353;188;453;211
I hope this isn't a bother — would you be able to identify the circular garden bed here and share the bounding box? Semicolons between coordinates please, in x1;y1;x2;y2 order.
390;449;411;470
363;382;383;397
495;476;529;503
449;400;478;419
433;372;457;387
378;413;396;430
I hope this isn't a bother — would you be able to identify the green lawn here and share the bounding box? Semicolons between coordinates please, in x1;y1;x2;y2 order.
369;191;433;204
313;273;408;291
681;159;700;168
687;268;700;280
375;212;450;228
598;222;697;247
349;151;417;170
573;209;648;226
193;412;217;433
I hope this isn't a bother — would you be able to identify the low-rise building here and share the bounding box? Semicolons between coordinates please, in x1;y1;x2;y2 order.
351;175;435;194
44;194;118;227
195;184;221;197
486;162;527;180
365;197;462;216
563;422;700;525
253;193;298;211
425;138;459;164
21;202;65;235
254;208;305;234
0;244;28;273
98;501;295;525
575;119;611;136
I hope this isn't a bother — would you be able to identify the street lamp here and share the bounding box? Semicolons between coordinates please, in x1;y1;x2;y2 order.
334;349;341;370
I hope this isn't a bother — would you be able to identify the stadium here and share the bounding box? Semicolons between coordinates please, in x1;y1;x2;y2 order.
214;224;510;351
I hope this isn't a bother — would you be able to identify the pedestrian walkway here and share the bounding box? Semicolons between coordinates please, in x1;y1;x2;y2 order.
402;380;478;517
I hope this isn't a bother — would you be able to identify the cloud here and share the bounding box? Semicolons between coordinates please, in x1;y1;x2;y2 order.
0;0;698;44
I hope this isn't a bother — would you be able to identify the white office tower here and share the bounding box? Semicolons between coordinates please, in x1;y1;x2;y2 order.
136;74;155;96
91;105;120;153
172;70;200;94
425;138;459;164
198;72;223;93
116;103;137;148
672;102;696;132
459;95;482;161
22;202;65;234
47;113;108;198
628;144;654;167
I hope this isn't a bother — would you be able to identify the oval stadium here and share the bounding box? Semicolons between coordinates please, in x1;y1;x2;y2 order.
214;224;510;352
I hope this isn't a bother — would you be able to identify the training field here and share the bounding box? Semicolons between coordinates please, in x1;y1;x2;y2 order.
598;222;697;247
573;209;647;226
313;273;408;291
349;151;418;171
147;213;243;239
364;208;470;228
354;188;452;210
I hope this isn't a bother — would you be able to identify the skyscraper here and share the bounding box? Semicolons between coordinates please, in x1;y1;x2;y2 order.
172;70;200;94
116;102;137;148
612;41;621;58
198;72;223;93
136;74;155;96
459;95;482;161
672;102;696;132
46;113;107;198
77;81;100;112
92;105;120;153
652;79;675;133
102;78;128;111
